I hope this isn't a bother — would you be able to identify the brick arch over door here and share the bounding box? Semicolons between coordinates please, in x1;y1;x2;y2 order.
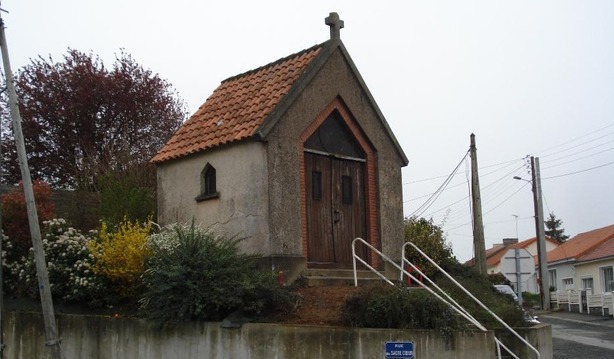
299;97;379;268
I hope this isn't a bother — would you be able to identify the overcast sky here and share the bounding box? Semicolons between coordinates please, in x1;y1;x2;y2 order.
3;1;613;261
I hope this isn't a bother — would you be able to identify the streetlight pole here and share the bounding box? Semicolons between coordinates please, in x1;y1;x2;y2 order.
513;156;550;310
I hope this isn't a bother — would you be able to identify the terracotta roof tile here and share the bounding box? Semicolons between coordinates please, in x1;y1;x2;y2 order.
547;224;614;263
577;237;614;263
152;44;323;163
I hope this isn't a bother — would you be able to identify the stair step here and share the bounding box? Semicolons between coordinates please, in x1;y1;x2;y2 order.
301;269;392;287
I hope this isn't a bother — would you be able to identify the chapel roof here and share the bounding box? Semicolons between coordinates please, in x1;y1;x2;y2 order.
151;45;323;163
152;13;408;165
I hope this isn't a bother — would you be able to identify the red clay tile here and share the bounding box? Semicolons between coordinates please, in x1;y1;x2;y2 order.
547;224;614;263
152;40;385;164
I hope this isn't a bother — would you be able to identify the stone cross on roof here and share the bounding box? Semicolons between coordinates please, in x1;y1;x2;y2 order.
325;12;344;40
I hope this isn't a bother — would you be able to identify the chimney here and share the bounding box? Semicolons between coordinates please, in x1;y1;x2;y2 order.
502;238;519;246
325;12;344;40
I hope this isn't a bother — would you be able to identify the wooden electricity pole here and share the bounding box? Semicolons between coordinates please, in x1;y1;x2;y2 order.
0;16;63;359
531;156;550;310
470;134;487;275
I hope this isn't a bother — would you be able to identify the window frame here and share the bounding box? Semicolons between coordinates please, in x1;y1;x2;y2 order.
562;277;574;290
549;269;557;291
600;266;614;293
195;163;219;202
581;276;594;291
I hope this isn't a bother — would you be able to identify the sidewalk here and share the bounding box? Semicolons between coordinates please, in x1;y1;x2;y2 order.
538;310;614;327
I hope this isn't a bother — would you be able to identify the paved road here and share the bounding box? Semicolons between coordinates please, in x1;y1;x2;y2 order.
540;314;614;359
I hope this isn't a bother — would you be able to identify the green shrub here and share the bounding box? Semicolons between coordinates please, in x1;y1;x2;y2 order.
435;265;529;328
139;223;294;326
96;172;156;227
521;291;540;309
343;284;464;341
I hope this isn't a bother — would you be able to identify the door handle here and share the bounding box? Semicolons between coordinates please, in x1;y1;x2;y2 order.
333;209;340;223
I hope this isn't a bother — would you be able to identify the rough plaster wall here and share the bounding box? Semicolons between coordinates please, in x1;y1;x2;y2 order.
550;263;575;291
267;47;405;259
156;141;270;254
575;259;612;293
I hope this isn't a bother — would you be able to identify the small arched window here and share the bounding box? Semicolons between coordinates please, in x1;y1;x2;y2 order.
196;163;219;201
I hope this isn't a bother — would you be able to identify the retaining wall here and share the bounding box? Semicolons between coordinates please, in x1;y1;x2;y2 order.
3;312;551;359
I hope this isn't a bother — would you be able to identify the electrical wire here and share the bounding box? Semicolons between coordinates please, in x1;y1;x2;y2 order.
535;123;614;157
542;161;614;180
542;146;614;170
408;151;469;218
483;182;530;215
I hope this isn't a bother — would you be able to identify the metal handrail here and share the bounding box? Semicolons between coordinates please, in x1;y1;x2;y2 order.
401;241;540;359
351;237;541;359
351;238;487;329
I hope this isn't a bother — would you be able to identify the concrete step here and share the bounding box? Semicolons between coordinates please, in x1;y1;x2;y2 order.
301;269;392;287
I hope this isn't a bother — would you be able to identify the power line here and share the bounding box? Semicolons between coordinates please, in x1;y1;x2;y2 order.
404;158;525;203
405;125;613;187
535;123;614;157
403;157;525;186
483;182;530;215
435;164;527;223
542;161;614;180
408;151;469;218
542;146;614;170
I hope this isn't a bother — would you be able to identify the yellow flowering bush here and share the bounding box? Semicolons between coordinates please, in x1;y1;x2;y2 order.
89;218;152;297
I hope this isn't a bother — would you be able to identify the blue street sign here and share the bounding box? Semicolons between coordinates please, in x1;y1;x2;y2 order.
385;341;414;359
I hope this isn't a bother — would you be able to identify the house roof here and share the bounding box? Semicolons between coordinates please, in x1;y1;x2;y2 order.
576;237;614;263
152;25;409;165
464;236;559;267
487;237;537;267
547;224;614;264
151;44;323;163
464;244;507;267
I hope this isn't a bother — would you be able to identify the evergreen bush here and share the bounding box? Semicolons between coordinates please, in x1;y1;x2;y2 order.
96;172;156;227
343;284;464;342
140;223;294;326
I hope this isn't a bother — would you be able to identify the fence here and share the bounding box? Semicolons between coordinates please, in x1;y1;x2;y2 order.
550;289;613;316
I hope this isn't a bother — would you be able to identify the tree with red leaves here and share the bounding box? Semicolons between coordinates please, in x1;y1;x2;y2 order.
1;49;186;189
1;180;56;261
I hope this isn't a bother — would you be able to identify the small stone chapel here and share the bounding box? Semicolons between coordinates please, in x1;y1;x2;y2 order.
152;13;408;281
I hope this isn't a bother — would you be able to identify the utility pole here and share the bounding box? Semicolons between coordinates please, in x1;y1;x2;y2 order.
470;134;487;275
531;156;550;310
0;16;63;358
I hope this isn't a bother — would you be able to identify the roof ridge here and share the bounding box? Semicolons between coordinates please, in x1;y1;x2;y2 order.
221;42;326;84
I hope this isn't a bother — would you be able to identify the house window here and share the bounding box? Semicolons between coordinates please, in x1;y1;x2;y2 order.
562;278;573;290
549;269;557;291
196;163;219;201
601;266;614;292
581;277;594;291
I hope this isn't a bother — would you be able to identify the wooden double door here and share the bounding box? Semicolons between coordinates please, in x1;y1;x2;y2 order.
305;152;367;267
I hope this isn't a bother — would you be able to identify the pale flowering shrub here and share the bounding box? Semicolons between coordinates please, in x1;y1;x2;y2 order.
2;218;107;303
1;233;25;295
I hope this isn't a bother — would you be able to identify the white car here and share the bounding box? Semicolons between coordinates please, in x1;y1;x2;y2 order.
494;284;518;301
494;284;539;324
